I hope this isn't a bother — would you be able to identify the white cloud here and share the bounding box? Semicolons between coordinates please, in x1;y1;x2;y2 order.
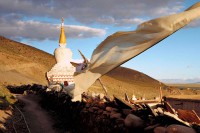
0;0;186;26
96;17;115;24
116;18;145;26
66;25;106;38
1;0;199;41
149;5;183;17
0;18;106;41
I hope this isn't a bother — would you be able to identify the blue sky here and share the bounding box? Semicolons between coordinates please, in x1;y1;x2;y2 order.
0;0;200;81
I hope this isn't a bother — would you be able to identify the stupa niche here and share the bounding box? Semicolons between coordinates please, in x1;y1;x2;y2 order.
46;18;75;86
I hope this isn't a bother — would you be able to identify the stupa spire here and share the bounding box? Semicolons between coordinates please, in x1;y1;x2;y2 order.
59;17;67;46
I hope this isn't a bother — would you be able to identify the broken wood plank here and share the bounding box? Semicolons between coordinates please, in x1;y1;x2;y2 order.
113;95;133;109
130;100;160;104
124;93;130;102
163;101;176;114
177;109;200;124
163;111;191;127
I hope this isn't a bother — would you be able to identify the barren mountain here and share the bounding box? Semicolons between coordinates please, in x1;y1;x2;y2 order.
90;67;163;99
0;36;163;98
0;36;55;85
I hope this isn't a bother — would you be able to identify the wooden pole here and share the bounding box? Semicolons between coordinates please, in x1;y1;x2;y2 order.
98;78;110;98
159;82;163;102
125;93;130;102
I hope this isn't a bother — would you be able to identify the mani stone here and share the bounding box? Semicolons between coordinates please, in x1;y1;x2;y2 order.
154;126;166;133
124;114;145;129
105;106;112;112
122;109;132;116
166;124;196;133
110;113;122;119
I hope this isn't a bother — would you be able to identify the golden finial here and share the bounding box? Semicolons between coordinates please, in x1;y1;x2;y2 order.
59;17;66;45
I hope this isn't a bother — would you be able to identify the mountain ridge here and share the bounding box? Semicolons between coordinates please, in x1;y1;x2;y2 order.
0;36;163;99
160;78;200;84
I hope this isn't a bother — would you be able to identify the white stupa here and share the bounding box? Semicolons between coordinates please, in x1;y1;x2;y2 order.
46;18;75;86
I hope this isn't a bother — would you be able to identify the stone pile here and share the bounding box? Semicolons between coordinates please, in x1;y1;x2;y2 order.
7;84;44;94
7;85;200;133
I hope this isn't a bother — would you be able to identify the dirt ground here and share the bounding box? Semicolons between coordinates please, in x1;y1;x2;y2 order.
0;94;59;133
16;94;57;133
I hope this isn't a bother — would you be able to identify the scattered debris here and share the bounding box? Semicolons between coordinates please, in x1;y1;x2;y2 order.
6;84;200;133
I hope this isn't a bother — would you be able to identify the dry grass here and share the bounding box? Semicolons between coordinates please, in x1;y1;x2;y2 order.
0;36;55;85
0;85;16;131
89;67;164;100
0;85;16;108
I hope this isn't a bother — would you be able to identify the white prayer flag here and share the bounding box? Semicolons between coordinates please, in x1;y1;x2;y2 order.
72;2;200;99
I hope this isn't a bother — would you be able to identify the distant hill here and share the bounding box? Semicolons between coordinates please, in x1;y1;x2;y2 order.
160;78;200;84
0;36;164;99
0;36;55;85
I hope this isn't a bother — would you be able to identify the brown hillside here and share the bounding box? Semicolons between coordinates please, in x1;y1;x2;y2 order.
0;36;55;85
89;67;164;99
0;36;164;99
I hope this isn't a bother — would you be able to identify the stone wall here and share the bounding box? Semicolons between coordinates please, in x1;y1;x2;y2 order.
7;85;200;133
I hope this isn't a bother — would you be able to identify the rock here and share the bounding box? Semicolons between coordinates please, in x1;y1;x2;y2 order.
122;109;131;116
105;106;112;112
116;118;124;123
103;111;110;117
144;124;160;132
85;103;90;108
88;108;94;113
92;107;99;111
97;109;103;114
110;110;117;116
112;108;118;112
46;88;51;92
99;93;104;100
124;114;145;129
23;90;28;95
91;92;97;98
81;108;88;114
98;103;106;109
110;113;122;119
116;118;125;128
166;124;196;133
154;126;166;133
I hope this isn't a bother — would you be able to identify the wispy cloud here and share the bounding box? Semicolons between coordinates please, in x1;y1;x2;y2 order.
1;0;198;41
116;18;145;26
0;0;185;25
66;25;106;38
0;18;106;41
